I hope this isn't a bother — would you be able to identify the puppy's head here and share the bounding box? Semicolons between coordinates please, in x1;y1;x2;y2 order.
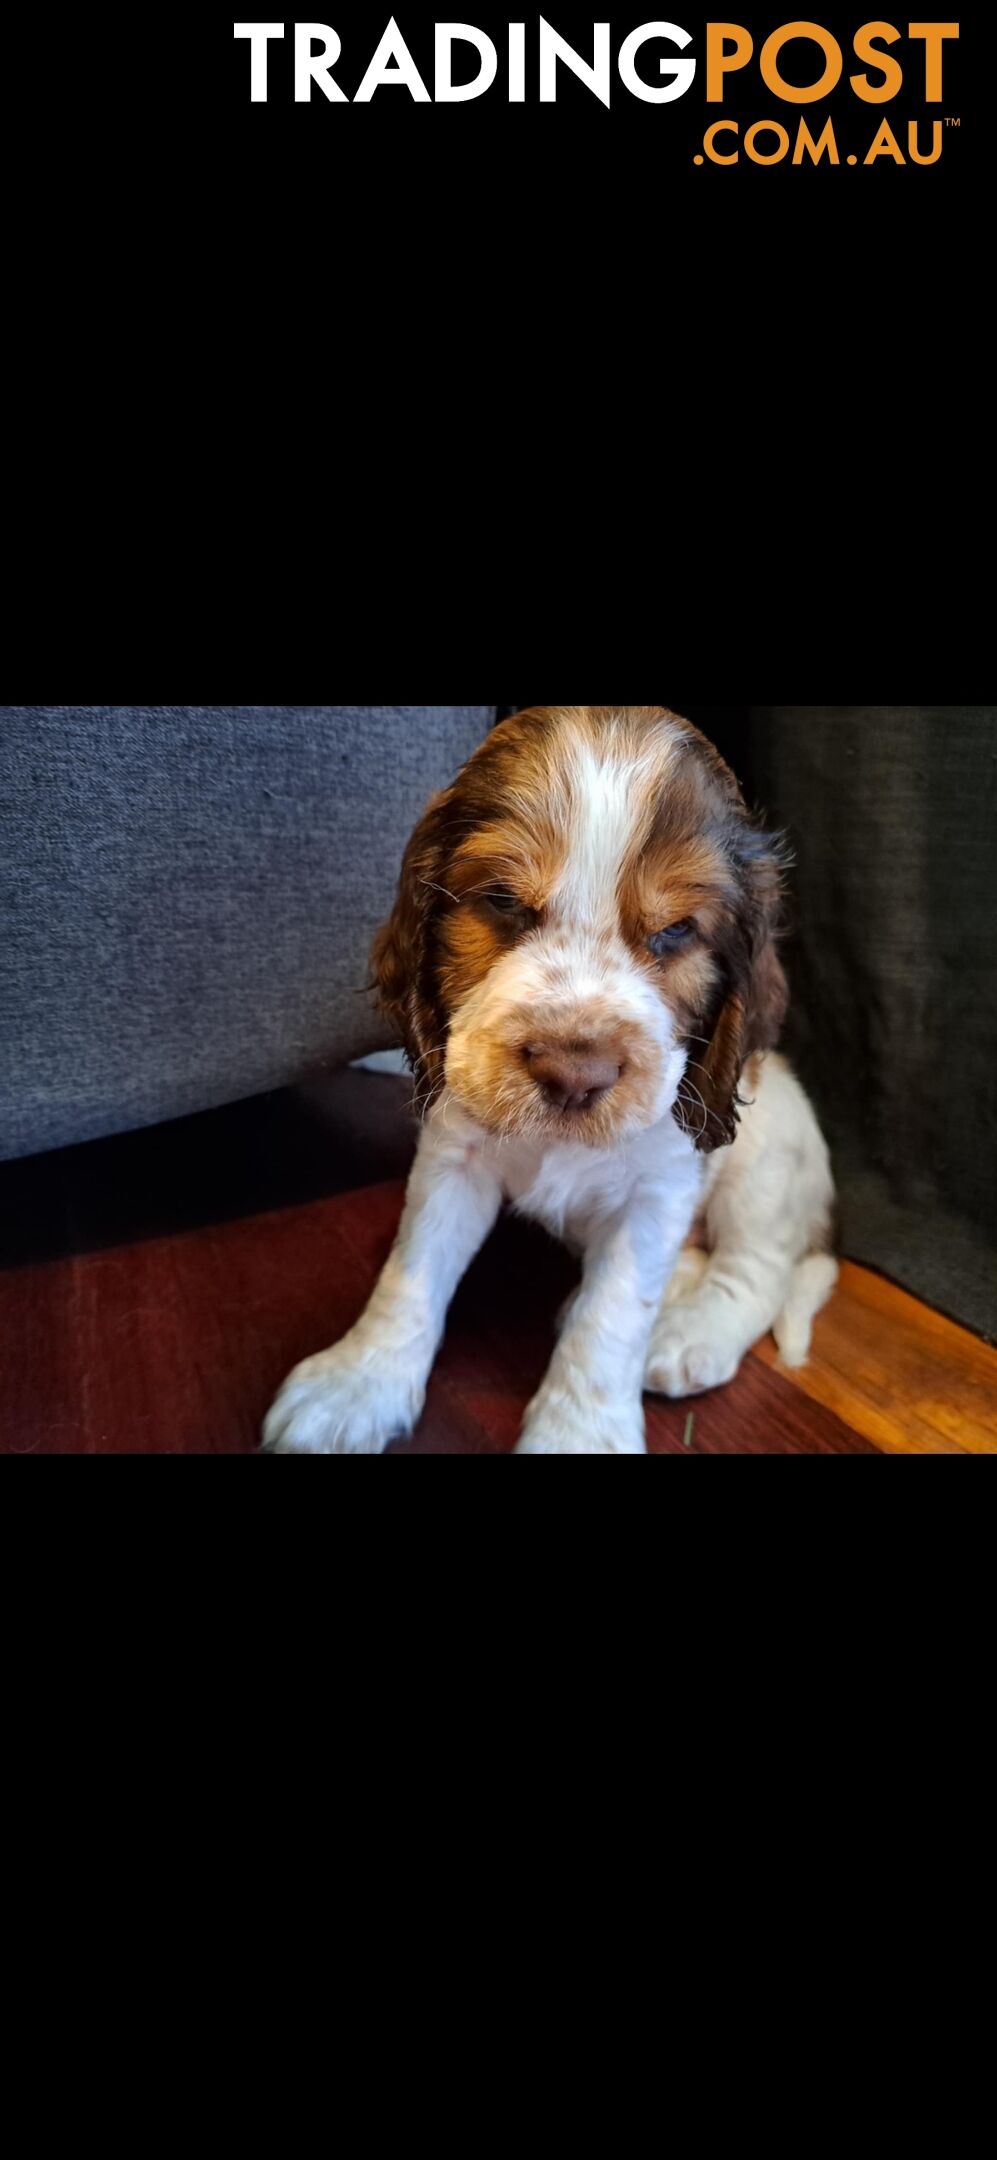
372;707;788;1151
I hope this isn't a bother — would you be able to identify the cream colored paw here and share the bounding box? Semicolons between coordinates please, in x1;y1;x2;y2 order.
645;1311;741;1398
516;1389;646;1455
262;1346;425;1454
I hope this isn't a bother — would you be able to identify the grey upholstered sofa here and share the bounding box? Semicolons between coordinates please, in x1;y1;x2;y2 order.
0;706;501;1160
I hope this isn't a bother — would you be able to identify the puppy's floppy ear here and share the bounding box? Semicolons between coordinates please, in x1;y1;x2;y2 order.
370;791;449;1091
684;827;790;1154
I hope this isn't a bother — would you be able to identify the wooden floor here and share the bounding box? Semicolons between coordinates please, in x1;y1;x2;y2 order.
1;1073;994;1454
756;1261;997;1455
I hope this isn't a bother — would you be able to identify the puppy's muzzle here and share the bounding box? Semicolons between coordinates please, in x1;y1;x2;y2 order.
523;1041;623;1114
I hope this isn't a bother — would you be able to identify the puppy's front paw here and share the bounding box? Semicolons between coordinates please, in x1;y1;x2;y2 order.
645;1308;741;1399
262;1344;425;1455
516;1389;646;1456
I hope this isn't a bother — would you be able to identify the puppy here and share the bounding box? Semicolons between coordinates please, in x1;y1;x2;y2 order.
264;707;836;1454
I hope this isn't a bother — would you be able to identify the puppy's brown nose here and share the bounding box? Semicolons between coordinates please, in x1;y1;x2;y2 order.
525;1044;622;1113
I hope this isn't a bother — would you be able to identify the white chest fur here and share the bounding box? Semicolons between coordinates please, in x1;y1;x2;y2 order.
467;1102;705;1250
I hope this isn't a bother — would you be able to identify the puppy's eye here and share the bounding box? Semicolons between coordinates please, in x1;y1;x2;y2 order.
485;889;531;919
648;920;696;959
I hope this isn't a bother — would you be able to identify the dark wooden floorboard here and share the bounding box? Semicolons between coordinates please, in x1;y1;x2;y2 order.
0;1068;957;1454
0;1174;872;1454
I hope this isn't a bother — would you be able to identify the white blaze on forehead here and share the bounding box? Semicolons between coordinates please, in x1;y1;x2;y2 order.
549;720;681;931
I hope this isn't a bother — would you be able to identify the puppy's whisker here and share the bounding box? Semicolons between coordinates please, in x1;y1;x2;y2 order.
678;1074;728;1140
678;1077;709;1142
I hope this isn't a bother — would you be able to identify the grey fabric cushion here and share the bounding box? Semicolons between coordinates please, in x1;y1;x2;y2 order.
0;706;498;1160
747;706;997;1342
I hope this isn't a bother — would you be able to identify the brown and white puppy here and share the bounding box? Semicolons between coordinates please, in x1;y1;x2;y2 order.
264;707;836;1454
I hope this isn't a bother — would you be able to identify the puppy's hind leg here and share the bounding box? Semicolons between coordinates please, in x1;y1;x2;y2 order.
645;1238;798;1398
645;1064;836;1399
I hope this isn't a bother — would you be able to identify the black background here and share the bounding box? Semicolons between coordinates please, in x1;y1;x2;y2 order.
3;9;989;699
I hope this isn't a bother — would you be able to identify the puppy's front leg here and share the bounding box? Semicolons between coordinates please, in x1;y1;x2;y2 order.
263;1117;501;1453
517;1190;689;1456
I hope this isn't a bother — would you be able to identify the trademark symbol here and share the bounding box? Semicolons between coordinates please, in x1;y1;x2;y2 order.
945;115;961;126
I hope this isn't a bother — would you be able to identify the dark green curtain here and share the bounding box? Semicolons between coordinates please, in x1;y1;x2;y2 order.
724;708;996;1343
